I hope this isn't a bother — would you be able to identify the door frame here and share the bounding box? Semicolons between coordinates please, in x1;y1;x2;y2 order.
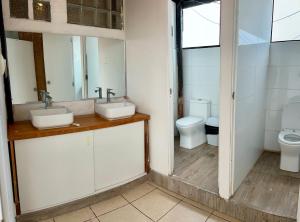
167;0;177;175
167;0;238;199
218;0;237;199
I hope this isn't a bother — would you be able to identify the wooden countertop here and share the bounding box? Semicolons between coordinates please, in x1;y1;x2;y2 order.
8;113;150;141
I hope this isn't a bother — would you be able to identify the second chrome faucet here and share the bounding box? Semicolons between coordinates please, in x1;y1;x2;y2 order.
95;87;115;103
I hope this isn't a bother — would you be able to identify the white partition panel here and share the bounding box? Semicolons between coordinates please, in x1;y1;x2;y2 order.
232;0;273;190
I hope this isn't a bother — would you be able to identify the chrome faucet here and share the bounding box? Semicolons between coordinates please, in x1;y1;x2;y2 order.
106;88;115;103
39;90;52;109
95;87;102;99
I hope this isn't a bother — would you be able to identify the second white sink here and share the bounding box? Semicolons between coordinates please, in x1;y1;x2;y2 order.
30;107;74;130
95;102;136;120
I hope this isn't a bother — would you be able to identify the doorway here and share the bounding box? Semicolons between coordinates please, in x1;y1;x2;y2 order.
170;0;221;195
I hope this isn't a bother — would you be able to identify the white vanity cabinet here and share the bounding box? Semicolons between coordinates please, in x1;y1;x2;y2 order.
94;122;145;191
13;120;147;213
15;131;95;213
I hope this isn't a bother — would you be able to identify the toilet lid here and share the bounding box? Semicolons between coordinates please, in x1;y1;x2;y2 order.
176;116;204;128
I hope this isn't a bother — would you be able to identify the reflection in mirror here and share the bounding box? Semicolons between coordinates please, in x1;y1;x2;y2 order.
5;31;126;104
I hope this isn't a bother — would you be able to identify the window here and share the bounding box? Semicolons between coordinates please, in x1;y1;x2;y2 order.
272;0;300;42
9;0;28;19
182;1;220;48
66;0;123;30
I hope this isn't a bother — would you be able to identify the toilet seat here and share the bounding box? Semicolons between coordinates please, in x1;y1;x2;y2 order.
176;116;204;128
278;130;300;146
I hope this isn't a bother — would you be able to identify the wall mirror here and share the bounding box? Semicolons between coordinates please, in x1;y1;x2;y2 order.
5;31;126;104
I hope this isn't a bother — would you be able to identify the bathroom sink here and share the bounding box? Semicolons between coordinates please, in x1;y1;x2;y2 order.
95;102;136;120
30;107;74;130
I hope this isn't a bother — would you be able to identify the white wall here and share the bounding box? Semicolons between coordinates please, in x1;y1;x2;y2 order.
125;0;172;175
182;47;220;117
264;41;300;151
232;0;273;190
0;55;16;221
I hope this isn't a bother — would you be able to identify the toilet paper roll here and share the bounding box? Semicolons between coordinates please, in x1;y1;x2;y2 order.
0;53;6;76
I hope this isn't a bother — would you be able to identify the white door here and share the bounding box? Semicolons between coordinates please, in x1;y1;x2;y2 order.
94;122;145;191
15;132;94;213
43;33;75;101
6;38;38;104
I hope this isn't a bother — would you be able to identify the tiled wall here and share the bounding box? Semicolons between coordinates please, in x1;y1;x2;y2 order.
182;47;220;118
264;41;300;151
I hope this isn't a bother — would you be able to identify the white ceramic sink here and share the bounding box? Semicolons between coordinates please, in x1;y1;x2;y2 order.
30;107;74;130
95;102;136;120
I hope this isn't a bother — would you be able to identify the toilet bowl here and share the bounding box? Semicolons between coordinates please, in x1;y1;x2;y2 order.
176;99;210;149
278;130;300;172
176;117;206;149
278;99;300;172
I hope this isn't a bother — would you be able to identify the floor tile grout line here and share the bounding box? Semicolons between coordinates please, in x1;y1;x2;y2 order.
129;202;156;222
205;211;214;222
150;181;214;214
121;187;158;203
89;205;98;219
156;200;183;222
90;202;130;218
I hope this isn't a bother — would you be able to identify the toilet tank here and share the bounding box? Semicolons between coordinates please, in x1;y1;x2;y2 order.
282;102;300;130
189;99;211;120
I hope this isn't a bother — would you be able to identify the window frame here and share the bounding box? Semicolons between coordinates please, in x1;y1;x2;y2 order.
181;2;221;49
270;0;300;43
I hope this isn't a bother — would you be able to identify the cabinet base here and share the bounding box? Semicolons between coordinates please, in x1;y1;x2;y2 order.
16;175;149;222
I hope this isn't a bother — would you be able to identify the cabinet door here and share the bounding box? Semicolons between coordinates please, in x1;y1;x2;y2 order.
94;121;145;191
15;131;94;213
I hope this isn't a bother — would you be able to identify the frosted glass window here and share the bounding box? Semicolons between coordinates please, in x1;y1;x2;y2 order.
182;2;220;48
272;0;300;42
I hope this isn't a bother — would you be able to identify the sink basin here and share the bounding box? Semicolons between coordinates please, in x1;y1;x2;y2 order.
95;102;136;120
30;107;74;130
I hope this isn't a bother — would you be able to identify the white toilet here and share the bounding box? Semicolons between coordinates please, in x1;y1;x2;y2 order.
278;100;300;172
176;99;210;149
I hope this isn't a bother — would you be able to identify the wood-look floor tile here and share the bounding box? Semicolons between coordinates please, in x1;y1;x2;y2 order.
212;211;241;222
182;197;213;213
39;219;54;222
232;152;300;219
173;137;219;194
207;215;228;222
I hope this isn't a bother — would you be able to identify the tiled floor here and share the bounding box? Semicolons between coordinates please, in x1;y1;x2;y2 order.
40;182;240;222
173;137;219;194
233;152;300;219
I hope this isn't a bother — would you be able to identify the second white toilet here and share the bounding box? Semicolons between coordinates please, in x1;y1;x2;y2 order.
176;99;211;149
